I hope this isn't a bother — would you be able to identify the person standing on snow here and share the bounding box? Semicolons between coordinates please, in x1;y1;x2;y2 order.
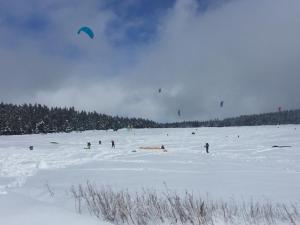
87;142;91;149
204;143;209;153
111;140;115;148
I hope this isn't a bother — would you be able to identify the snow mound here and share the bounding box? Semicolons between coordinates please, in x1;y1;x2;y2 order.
37;161;49;169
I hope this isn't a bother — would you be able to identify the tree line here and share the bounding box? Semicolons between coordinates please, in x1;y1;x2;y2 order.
1;102;300;135
0;103;158;135
165;110;300;128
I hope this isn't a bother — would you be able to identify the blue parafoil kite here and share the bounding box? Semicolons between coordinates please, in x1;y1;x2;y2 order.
77;26;94;39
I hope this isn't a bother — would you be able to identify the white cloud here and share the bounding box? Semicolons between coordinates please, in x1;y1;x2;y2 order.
1;0;300;122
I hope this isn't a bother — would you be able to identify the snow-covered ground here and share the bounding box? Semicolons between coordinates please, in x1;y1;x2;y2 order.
0;125;299;224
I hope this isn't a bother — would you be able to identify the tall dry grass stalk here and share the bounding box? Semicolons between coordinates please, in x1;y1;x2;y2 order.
70;182;299;225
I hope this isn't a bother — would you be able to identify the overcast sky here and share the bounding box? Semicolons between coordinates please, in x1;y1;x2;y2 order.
1;0;300;122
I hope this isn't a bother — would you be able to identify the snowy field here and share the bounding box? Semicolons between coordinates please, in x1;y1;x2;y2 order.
0;125;299;225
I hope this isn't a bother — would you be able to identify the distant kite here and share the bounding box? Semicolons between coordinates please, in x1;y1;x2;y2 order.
177;109;181;117
77;26;94;39
220;101;224;107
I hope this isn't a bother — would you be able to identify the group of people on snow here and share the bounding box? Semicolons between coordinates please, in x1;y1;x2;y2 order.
29;137;210;154
85;140;115;149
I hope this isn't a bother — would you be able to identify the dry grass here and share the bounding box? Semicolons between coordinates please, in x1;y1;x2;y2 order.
70;182;300;225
